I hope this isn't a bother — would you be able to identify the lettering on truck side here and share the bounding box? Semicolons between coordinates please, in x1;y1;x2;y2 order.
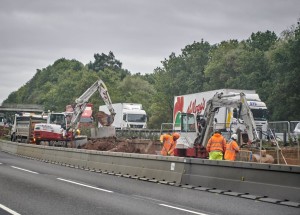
35;124;54;131
249;102;257;106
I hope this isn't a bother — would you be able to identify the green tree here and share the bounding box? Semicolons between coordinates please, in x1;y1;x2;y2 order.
116;75;156;127
150;40;212;128
246;30;278;51
264;21;300;120
204;40;240;90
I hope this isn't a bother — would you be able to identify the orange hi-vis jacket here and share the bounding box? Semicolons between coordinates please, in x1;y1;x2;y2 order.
160;134;176;156
206;133;226;153
224;140;240;161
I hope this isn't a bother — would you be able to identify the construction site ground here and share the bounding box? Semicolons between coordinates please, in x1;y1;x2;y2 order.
81;137;300;166
81;137;162;155
0;126;299;166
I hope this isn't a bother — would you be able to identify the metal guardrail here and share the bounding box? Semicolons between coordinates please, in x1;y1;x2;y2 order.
0;104;44;113
115;129;162;140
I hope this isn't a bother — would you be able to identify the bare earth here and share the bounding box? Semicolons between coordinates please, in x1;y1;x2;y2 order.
81;137;161;154
81;137;300;165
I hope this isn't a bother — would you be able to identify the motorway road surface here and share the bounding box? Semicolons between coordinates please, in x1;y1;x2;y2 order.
0;151;299;215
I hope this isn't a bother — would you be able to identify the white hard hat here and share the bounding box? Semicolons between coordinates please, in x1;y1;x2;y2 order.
231;134;238;140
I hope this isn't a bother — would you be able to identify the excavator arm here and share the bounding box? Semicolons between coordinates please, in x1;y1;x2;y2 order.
197;92;259;147
237;93;260;143
67;79;115;134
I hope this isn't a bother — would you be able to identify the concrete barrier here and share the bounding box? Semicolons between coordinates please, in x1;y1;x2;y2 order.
0;140;18;154
181;158;300;202
86;151;185;183
1;139;299;203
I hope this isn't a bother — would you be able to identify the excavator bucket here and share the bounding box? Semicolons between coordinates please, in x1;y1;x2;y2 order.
96;111;114;126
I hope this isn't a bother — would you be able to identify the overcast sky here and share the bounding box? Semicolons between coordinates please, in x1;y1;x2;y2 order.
0;0;299;105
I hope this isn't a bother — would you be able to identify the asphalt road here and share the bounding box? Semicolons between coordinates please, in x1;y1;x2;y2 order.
0;151;298;215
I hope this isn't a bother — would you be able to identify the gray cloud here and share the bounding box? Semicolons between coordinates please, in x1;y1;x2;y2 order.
0;0;299;104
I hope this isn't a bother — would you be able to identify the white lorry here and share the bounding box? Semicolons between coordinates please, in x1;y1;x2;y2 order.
173;89;268;133
99;103;147;129
11;113;47;143
0;113;5;127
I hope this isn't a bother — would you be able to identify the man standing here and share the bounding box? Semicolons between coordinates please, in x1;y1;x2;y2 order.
206;130;226;160
160;133;180;156
225;134;240;161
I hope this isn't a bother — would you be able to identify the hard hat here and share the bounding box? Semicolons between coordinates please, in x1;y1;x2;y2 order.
214;129;221;134
172;132;180;140
231;134;238;140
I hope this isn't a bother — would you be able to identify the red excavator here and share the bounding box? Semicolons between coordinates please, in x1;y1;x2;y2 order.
33;79;115;147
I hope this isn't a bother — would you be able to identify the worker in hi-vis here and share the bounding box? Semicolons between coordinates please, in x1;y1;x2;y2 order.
160;133;180;156
206;130;226;160
224;134;240;161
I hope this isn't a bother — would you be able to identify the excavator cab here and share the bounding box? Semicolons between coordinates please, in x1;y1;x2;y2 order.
181;113;197;132
49;113;67;129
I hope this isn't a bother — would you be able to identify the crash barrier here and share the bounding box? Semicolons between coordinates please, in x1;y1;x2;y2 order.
181;158;300;203
0;140;185;184
111;121;300;143
0;140;299;203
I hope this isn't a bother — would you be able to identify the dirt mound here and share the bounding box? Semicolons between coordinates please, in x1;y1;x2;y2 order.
81;137;161;154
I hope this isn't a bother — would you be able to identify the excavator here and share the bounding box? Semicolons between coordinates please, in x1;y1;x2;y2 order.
174;92;260;158
33;79;116;147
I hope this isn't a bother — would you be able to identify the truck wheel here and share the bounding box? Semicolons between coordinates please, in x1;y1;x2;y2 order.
11;133;16;142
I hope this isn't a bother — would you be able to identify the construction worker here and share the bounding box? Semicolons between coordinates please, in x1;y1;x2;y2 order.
206;130;226;160
225;134;240;161
160;132;180;156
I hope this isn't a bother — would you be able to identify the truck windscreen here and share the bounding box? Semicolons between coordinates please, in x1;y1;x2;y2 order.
127;114;147;122
251;109;268;121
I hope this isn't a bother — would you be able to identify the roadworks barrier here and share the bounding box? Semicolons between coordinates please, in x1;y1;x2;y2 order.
0;139;300;204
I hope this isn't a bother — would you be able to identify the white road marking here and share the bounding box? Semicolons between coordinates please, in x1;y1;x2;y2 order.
0;203;21;215
160;204;209;215
11;166;39;174
57;178;113;193
132;194;162;203
0;163;2;164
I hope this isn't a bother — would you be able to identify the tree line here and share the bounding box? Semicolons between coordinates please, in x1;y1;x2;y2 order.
4;20;300;128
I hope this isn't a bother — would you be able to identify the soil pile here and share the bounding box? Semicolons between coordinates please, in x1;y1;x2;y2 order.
81;137;161;154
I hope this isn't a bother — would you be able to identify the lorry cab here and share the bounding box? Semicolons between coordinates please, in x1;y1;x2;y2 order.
122;109;147;129
0;113;6;127
247;101;268;132
99;103;147;129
